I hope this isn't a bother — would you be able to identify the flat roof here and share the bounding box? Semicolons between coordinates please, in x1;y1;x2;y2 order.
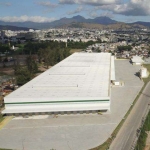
5;53;112;103
131;56;144;63
111;56;115;81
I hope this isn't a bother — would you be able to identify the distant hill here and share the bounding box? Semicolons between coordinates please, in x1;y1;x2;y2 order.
60;22;147;30
0;21;41;30
0;16;118;29
130;21;150;28
86;16;117;25
0;25;32;31
49;15;118;27
0;15;150;29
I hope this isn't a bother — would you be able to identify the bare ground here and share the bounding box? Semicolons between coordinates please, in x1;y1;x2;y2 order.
145;132;150;150
0;67;14;75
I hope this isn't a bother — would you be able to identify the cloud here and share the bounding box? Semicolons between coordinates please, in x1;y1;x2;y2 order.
100;0;150;16
100;12;114;18
36;1;58;13
59;0;120;6
88;11;114;18
67;6;84;15
0;15;55;23
0;2;11;6
89;12;99;18
59;0;75;4
37;1;57;8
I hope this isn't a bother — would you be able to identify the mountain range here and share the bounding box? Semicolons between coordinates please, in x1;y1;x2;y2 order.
0;25;31;31
0;15;150;30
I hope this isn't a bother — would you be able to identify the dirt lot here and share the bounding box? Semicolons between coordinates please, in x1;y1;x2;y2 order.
70;49;83;54
0;67;14;75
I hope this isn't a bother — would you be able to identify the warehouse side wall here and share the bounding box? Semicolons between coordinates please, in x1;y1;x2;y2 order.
2;100;110;114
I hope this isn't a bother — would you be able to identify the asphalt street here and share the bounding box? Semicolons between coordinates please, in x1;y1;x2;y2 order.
110;82;150;150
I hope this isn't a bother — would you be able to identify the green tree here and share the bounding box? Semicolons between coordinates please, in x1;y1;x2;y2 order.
37;48;43;63
58;49;64;61
14;66;32;85
63;48;70;58
117;45;132;52
42;48;52;68
26;56;38;75
2;57;8;68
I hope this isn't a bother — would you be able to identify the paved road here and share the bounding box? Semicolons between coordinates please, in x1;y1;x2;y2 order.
110;82;150;150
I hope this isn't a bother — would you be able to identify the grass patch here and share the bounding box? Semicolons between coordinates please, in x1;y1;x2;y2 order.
70;49;83;54
0;148;12;150
0;114;4;123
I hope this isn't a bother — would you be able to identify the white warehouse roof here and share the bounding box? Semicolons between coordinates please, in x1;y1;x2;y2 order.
2;53;114;114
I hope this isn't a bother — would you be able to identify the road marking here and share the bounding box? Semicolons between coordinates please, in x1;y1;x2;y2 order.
0;116;13;130
2;123;117;130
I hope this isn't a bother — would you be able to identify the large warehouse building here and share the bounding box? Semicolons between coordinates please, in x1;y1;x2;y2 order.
2;53;115;115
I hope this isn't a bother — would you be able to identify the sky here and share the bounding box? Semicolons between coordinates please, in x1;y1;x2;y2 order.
0;0;150;23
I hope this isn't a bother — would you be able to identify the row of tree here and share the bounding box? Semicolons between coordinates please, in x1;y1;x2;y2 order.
67;40;101;49
0;44;11;53
117;45;132;52
38;47;70;68
14;55;38;85
13;41;70;85
23;41;66;55
16;40;102;55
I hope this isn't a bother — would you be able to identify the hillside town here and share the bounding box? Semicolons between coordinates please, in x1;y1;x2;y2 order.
1;28;150;58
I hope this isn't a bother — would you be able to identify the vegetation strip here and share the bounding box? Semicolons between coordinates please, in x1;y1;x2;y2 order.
135;111;150;150
0;115;4;123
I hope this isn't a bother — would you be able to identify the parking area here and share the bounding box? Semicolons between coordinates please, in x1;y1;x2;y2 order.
0;60;144;150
